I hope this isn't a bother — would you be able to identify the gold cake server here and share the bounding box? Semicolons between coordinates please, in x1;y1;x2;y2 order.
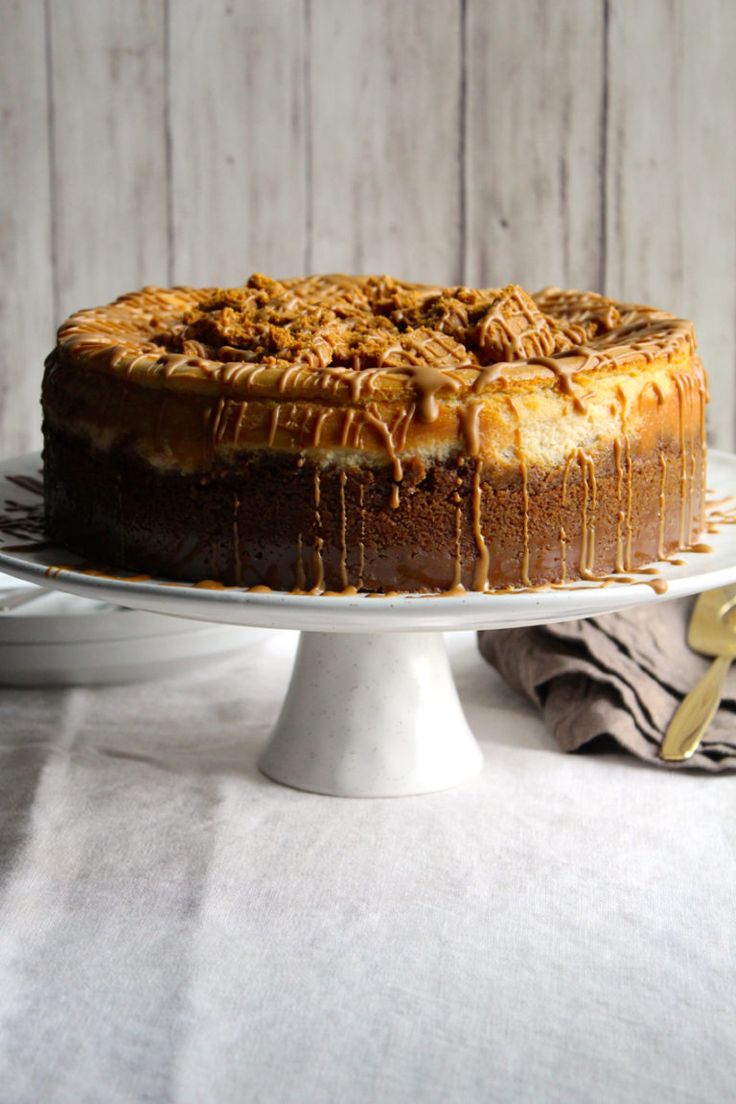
660;583;736;762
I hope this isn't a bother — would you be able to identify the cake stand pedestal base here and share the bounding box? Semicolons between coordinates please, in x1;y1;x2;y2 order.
258;631;483;797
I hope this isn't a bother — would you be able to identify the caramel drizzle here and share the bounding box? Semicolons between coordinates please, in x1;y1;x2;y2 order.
6;474;44;496
40;554;677;598
312;408;331;447
362;404;403;482
562;450;597;578
613;437;626;574
340;408;356;447
624;434;634;572
338;470;348;589
357;483;366;589
203;397;232;453
295;532;306;590
508;398;531;587
526;355;589;414
232;492;242;585
520;455;531;586
614;385;635;572
0;495;46;541
471;462;490;592
233;401;249;445
576;450;597;579
312;469;324;592
675;374;689;547
451;490;463;590
658;451;667;560
460;399;483;457
56;284;697;431
117;470;125;566
267;405;280;447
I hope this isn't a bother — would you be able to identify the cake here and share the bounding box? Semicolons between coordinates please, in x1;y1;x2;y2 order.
41;274;708;593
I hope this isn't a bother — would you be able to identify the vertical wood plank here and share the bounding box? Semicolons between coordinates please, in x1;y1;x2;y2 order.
465;0;604;292
49;0;168;321
0;0;53;457
605;0;736;449
309;0;462;284
168;0;307;286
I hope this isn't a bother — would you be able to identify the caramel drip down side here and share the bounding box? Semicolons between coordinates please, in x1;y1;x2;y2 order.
675;374;688;547
689;384;697;543
116;470;125;568
460;399;483;458
210;398;227;453
312;469;325;592
561;449;597;579
624;435;634;571
471;462;490;591
561;453;576;583
508;398;531;587
357;483;366;589
295;532;306;590
233;401;249;445
685;374;695;545
689;372;700;543
698;360;708;537
658;451;667;560
397;364;462;423
526;355;588;414
615;385;634;572
362;402;404;507
576;450;597;579
232;492;242;585
338;470;348;589
451;480;463;590
613;437;626;574
267;405;280;447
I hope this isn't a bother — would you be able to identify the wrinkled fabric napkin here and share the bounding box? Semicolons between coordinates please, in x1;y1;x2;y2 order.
478;598;736;771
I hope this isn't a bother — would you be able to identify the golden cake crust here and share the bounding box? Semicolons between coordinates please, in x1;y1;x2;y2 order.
44;274;704;479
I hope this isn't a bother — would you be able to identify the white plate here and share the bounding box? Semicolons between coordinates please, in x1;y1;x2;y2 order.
0;625;268;687
1;451;736;633
0;571;270;687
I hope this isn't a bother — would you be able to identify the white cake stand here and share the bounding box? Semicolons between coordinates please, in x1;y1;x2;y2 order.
3;451;736;797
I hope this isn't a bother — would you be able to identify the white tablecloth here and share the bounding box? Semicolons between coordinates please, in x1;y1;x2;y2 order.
0;631;734;1104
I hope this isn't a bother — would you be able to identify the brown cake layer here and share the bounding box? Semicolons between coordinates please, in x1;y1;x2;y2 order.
43;428;705;593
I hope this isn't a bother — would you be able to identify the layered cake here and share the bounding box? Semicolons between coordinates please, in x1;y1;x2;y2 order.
42;274;708;592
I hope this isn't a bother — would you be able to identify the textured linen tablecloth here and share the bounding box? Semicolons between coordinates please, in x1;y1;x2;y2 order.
1;630;735;1104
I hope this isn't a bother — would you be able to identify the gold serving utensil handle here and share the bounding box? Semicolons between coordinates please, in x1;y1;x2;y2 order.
660;594;736;762
660;653;732;761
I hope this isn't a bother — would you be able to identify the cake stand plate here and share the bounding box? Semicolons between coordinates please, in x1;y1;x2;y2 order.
3;451;736;796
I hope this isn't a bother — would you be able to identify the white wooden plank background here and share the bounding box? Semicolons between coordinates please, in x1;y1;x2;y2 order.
309;0;461;282
465;0;604;293
605;0;736;450
169;0;307;285
48;0;169;322
0;0;53;458
1;0;735;457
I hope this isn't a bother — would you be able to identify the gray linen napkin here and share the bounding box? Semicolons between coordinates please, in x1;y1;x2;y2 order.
478;598;736;771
